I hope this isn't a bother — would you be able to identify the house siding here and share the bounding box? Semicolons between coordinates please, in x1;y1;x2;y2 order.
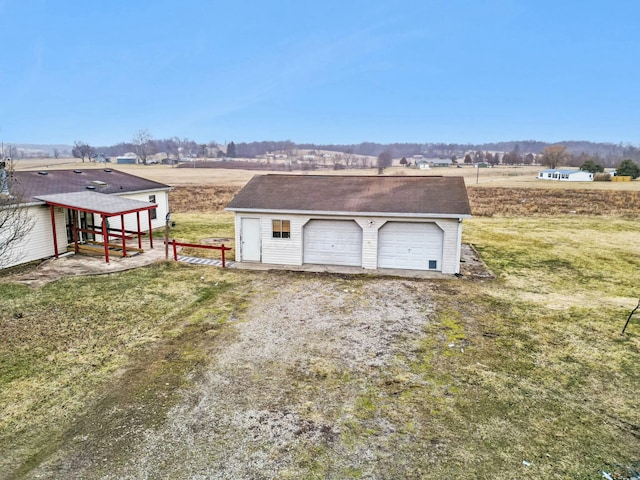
436;218;461;274
96;190;169;233
1;205;67;269
234;213;463;274
260;215;306;265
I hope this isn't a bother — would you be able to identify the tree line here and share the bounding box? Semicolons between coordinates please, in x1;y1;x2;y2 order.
66;131;640;169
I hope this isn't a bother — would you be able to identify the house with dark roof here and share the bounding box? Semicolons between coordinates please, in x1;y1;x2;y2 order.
226;175;472;274
0;168;170;268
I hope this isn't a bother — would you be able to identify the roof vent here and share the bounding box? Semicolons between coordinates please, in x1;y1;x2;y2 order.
104;169;112;173
91;180;107;186
38;171;48;175
73;170;82;174
86;185;96;190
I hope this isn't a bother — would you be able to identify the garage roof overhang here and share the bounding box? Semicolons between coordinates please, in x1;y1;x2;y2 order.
226;207;472;220
34;191;156;216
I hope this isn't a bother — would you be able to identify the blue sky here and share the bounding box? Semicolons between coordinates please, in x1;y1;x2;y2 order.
1;0;639;146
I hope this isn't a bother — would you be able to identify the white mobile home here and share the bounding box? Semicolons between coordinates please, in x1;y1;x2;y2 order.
537;169;594;181
0;168;170;268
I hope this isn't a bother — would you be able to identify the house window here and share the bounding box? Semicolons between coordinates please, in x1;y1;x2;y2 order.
429;260;437;269
149;195;157;219
272;219;291;238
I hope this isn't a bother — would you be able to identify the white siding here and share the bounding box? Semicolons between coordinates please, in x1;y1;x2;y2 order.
1;205;66;269
357;218;379;269
436;218;462;274
261;216;306;265
99;190;169;233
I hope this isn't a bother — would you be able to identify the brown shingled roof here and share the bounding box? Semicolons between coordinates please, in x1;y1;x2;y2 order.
7;169;170;203
227;175;471;217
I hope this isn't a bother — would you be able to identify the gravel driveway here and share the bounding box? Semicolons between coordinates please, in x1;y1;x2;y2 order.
28;272;437;479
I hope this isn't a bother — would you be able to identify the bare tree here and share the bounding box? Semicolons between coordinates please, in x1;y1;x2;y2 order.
0;159;35;268
132;129;155;165
541;145;568;169
53;148;60;159
377;150;392;170
72;141;95;163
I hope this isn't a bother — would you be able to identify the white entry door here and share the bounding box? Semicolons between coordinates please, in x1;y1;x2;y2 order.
303;220;362;266
377;222;443;270
241;218;261;262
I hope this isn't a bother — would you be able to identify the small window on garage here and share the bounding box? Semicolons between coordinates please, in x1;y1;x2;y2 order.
149;195;157;219
272;219;291;238
429;260;437;269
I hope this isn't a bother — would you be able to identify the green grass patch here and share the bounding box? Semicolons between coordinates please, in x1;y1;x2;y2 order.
163;211;236;260
0;262;250;479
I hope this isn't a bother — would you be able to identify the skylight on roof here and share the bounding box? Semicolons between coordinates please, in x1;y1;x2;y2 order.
91;180;107;186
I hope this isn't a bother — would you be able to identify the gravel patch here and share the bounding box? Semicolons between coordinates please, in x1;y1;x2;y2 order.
32;273;436;479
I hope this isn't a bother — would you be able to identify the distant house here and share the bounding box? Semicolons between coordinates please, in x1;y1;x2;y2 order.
416;160;430;170
226;175;472;274
1;169;170;268
537;169;593;182
430;158;453;167
117;156;137;165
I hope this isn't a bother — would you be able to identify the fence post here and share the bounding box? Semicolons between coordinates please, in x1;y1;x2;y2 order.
221;244;226;268
172;239;178;261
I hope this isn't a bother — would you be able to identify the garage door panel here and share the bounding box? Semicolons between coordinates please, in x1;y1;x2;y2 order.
378;222;442;271
304;220;362;267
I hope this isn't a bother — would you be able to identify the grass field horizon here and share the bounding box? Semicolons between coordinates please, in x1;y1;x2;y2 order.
13;156;640;191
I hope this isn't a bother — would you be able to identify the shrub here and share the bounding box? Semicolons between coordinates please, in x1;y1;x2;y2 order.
616;159;640;179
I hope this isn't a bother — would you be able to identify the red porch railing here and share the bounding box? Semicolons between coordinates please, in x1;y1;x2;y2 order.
166;239;232;268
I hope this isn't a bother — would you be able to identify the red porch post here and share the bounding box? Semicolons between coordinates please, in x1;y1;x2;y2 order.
50;205;59;258
120;214;127;257
136;211;142;249
102;216;110;263
148;209;154;248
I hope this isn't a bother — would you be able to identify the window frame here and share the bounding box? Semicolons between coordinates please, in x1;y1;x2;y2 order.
272;219;291;239
149;194;157;220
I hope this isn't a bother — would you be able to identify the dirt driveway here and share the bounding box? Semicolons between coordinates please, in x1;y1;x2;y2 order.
25;271;442;479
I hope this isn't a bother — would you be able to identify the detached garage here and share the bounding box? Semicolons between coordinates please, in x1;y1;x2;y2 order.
226;175;472;274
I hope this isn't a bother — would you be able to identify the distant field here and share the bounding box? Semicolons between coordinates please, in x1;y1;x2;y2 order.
14;157;639;190
167;184;640;219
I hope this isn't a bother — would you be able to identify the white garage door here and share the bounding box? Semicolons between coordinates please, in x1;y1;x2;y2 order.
304;220;362;267
378;222;443;270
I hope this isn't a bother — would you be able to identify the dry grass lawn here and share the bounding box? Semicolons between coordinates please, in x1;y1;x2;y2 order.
1;162;639;478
